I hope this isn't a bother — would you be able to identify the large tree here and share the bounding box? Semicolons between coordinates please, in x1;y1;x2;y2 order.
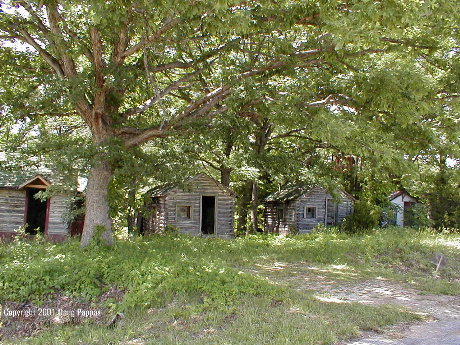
1;0;457;245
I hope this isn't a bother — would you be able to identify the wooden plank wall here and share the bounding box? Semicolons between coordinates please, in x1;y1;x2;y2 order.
164;175;235;237
264;201;296;235
295;188;354;233
145;196;167;233
0;189;25;233
47;195;70;235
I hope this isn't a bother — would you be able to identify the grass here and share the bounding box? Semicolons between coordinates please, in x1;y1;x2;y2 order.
0;227;459;344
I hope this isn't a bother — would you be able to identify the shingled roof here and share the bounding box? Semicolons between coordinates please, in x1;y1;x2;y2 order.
148;173;235;197
0;169;55;189
266;183;356;203
265;184;315;202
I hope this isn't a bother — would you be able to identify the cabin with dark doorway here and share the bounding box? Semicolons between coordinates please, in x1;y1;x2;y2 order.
140;174;235;237
265;185;355;235
0;172;82;241
389;190;419;227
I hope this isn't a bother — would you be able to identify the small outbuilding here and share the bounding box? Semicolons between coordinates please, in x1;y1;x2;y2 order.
265;185;355;235
0;171;78;241
140;174;235;237
389;190;418;227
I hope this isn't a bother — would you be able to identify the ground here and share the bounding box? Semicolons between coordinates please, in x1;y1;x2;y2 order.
1;229;459;344
249;262;460;345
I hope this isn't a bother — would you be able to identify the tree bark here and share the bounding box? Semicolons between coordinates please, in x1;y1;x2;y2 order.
250;180;259;233
236;181;252;234
80;159;114;247
220;165;232;187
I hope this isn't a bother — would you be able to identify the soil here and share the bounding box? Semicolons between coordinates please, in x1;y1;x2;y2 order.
0;287;124;341
253;263;460;345
330;279;460;345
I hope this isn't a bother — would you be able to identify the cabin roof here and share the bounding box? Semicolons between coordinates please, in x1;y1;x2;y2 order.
389;189;418;202
265;184;313;202
0;169;55;189
266;184;355;203
148;173;235;197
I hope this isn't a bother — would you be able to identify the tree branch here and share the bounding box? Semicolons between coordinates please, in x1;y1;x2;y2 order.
122;86;230;147
305;94;352;107
381;37;435;50
121;71;200;118
120;17;180;58
46;4;77;78
16;28;65;78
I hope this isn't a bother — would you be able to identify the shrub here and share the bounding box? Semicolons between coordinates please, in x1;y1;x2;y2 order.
341;200;381;233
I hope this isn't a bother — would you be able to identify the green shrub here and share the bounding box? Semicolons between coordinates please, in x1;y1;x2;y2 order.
341;200;381;233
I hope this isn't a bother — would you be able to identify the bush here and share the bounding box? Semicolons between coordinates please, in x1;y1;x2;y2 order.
341;200;381;233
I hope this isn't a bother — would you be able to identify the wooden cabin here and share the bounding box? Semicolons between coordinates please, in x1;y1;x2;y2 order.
0;172;76;241
265;185;355;235
389;190;418;227
141;174;235;237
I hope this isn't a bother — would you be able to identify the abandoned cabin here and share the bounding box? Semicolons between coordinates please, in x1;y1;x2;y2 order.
265;185;355;234
0;172;80;241
389;190;418;227
140;174;235;237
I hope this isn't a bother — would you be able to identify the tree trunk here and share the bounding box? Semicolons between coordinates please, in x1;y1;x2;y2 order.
250;180;259;233
236;181;252;234
220;165;232;187
80;159;114;247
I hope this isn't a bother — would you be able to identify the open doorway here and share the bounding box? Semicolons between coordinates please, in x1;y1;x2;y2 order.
326;198;338;226
201;196;215;235
25;188;48;235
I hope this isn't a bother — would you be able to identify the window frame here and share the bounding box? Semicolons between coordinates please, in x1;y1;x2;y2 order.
176;205;192;220
276;207;285;221
304;206;316;219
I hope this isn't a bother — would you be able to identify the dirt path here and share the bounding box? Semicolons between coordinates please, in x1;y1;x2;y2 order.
330;279;460;345
252;263;460;345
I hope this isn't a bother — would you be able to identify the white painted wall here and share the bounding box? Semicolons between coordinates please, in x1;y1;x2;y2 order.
390;193;417;226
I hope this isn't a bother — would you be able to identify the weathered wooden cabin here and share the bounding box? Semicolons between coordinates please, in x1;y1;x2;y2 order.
389;190;418;227
141;174;235;237
265;185;355;234
0;172;75;241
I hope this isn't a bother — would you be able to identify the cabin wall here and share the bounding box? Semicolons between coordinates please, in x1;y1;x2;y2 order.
0;189;70;241
47;194;70;240
264;201;296;235
294;188;354;233
163;175;235;237
0;189;26;236
143;196;167;234
295;188;328;233
390;194;417;226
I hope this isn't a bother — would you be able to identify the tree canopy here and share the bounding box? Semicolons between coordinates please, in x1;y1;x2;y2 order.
1;0;459;244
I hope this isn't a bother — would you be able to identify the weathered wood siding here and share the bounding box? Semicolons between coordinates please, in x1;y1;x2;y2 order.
0;189;26;233
264;201;296;235
295;188;353;233
164;175;235;237
47;195;70;235
143;196;167;234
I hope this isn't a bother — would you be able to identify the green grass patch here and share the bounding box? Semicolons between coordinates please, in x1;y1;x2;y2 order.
7;294;419;345
0;227;458;344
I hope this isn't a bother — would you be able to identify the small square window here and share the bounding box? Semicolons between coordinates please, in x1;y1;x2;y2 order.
177;205;191;219
304;207;316;219
277;208;285;221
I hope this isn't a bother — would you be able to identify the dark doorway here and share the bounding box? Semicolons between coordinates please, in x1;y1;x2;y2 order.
326;199;338;226
25;188;48;235
403;201;417;227
201;196;215;235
